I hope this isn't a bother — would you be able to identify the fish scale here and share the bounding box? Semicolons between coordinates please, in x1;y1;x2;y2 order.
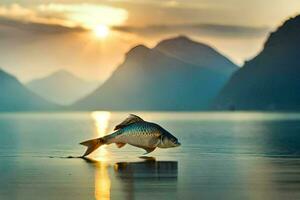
80;114;180;156
112;122;161;147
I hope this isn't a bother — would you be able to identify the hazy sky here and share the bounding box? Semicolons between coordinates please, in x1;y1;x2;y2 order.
0;0;300;82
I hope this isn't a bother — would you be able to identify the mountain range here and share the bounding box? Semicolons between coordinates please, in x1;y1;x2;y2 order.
72;36;238;110
27;70;99;105
214;15;300;110
0;68;57;111
2;14;300;112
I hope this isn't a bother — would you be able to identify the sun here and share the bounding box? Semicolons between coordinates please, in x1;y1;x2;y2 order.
93;24;110;38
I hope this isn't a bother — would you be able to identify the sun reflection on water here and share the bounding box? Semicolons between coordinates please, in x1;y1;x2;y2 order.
91;111;111;161
91;111;111;200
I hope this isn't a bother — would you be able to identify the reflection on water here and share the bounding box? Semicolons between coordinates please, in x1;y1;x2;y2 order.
91;111;111;161
82;157;178;200
114;159;178;200
88;112;179;200
95;162;111;200
114;157;178;179
91;112;111;200
76;112;300;199
2;112;300;199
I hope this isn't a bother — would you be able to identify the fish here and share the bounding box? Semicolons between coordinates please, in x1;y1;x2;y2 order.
80;114;181;157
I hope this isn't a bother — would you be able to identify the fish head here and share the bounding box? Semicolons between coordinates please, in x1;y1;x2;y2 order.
158;133;181;148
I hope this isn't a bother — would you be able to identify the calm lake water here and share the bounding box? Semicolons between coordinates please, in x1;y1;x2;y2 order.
1;112;300;200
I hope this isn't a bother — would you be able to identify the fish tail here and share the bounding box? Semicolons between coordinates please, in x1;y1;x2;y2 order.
80;137;105;157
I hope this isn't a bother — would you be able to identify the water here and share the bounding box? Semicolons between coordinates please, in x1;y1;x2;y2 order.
1;112;300;200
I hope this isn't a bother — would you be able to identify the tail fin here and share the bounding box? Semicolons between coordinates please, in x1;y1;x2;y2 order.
80;138;104;157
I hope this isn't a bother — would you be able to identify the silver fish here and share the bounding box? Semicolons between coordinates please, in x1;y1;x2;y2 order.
80;114;181;157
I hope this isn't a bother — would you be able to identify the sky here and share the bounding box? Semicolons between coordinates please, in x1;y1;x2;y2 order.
0;0;300;82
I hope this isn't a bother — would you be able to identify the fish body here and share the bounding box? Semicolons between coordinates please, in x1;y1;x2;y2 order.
80;114;180;157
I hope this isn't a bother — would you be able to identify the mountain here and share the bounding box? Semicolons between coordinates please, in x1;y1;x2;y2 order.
214;15;300;110
72;36;238;111
154;36;237;75
27;70;99;105
0;68;57;111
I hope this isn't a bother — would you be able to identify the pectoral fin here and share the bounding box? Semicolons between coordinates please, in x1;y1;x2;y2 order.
143;147;156;155
116;142;126;148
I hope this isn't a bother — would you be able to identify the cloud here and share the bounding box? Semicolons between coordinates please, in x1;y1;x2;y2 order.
36;3;128;28
0;3;130;39
0;2;270;39
0;3;70;27
112;23;271;38
0;17;85;36
0;3;34;19
0;3;128;29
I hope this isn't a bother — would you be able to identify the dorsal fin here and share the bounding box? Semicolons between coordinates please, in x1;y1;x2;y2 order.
114;114;144;130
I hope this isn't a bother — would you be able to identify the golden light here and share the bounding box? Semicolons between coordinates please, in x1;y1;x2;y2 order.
94;162;111;200
91;111;111;160
37;4;128;29
93;24;110;38
91;111;112;200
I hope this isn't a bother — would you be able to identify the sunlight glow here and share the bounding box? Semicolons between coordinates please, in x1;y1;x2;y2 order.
38;3;128;29
91;111;111;160
91;111;112;200
93;25;110;38
94;162;111;200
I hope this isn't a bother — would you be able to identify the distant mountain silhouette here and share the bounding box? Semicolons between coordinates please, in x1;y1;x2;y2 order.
0;68;57;111
155;36;237;75
27;70;99;105
72;36;238;110
214;15;300;110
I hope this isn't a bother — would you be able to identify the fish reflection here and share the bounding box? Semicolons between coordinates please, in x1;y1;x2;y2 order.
114;158;178;200
82;157;178;200
114;157;178;179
